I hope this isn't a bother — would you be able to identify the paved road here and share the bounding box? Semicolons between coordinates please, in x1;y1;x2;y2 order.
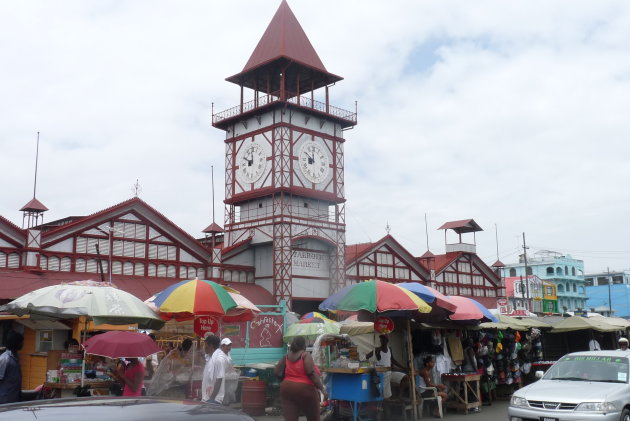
254;399;509;421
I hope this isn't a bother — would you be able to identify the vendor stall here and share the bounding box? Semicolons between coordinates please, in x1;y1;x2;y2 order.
313;334;385;421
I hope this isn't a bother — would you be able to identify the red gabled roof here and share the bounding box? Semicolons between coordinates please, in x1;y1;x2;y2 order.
242;1;327;74
344;241;375;265
492;259;505;268
419;250;435;259
437;219;483;234
221;237;253;257
20;197;48;212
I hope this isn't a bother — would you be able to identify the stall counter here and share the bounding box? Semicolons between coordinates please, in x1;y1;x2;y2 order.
323;367;386;421
44;381;113;398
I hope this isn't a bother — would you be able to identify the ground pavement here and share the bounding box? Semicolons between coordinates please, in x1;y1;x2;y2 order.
253;399;509;421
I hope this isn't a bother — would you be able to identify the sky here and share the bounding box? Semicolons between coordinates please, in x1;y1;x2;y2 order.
1;0;629;273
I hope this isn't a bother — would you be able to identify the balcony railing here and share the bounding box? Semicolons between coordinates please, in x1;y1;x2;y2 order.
212;93;357;126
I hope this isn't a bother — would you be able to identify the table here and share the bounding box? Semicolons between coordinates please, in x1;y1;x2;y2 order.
441;373;481;414
323;368;385;421
44;381;112;398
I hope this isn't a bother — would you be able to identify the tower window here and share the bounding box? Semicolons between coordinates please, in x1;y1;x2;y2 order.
303;202;309;208
258;203;263;208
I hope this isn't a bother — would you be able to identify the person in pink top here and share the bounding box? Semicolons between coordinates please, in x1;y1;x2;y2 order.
111;358;145;396
275;336;327;421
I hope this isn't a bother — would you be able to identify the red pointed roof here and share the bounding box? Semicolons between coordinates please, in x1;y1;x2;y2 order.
419;250;435;259
243;1;326;74
20;197;48;212
226;1;342;91
202;222;224;234
492;259;505;268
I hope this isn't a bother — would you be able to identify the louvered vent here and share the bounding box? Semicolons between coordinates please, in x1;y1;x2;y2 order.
148;264;156;277
60;257;71;272
135;263;144;276
167;265;176;277
40;256;48;270
86;259;98;273
76;259;86;272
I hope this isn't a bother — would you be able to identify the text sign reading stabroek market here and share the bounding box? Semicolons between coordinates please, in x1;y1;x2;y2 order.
292;250;329;277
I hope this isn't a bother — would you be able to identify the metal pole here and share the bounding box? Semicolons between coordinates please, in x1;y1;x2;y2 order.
522;233;530;312
608;267;612;315
406;319;419;420
109;226;113;285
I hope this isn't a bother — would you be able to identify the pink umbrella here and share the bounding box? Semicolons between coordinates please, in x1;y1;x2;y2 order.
447;296;497;323
82;331;162;359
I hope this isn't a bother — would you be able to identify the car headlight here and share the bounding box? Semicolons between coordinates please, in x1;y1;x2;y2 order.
575;402;618;412
510;396;529;408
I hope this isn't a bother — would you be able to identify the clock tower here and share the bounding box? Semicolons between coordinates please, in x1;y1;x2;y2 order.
212;1;357;307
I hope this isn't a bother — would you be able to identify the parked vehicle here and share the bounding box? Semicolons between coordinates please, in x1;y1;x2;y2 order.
508;350;630;421
0;397;255;421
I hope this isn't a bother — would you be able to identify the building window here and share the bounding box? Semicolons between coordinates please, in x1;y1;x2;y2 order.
509;268;516;277
526;267;533;275
546;267;554;275
556;267;562;275
557;284;564;293
572;284;577;292
572;267;576;276
565;266;568;275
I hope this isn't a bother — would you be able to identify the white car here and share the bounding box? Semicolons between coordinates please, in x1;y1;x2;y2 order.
508;351;630;421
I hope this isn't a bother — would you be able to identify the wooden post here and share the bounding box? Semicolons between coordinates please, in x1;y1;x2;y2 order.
406;319;418;421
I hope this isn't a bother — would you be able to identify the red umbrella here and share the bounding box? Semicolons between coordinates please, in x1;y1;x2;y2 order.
82;331;161;359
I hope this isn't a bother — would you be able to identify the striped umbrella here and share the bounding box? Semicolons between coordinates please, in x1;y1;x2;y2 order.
447;296;497;323
319;280;431;313
151;278;237;321
300;312;332;322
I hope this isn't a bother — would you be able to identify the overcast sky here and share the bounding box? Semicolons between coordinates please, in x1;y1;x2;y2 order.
2;1;629;273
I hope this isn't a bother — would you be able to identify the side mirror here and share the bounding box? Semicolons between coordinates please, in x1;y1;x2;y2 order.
535;370;544;379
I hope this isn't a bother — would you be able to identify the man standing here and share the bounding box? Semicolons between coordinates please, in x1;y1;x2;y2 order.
0;331;24;404
208;338;232;405
202;334;220;402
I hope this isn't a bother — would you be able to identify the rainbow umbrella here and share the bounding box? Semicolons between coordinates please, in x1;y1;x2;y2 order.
284;319;340;342
447;296;497;323
300;311;331;321
151;278;237;321
398;282;457;318
319;280;431;313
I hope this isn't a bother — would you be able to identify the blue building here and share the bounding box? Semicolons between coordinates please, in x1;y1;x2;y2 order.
585;270;630;318
502;250;586;312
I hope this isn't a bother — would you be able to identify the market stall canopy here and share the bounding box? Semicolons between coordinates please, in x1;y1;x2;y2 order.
512;317;551;329
82;330;162;359
319;280;431;313
590;315;630;329
480;314;528;331
0;280;164;330
339;321;374;336
447;296;498;323
550;316;622;333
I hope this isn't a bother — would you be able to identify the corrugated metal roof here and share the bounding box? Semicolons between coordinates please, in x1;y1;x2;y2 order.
16;318;71;330
437;219;483;234
19;197;49;212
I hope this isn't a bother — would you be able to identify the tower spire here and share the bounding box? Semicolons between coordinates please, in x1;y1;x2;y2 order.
21;132;48;228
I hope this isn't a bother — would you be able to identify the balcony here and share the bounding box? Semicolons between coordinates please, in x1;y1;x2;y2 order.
212;93;357;129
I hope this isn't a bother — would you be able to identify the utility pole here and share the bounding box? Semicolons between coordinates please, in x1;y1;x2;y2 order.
522;233;531;312
608;267;612;316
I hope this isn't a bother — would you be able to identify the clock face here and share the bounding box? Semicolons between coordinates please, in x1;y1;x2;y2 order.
237;142;267;183
298;142;329;184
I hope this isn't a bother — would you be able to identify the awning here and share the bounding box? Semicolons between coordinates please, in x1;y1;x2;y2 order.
16;319;71;330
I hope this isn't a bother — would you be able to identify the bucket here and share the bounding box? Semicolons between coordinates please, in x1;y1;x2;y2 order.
241;380;266;416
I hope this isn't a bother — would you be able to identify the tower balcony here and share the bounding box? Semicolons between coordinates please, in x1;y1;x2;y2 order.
212;92;357;130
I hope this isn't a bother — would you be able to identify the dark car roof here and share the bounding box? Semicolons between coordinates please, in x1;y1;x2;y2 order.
0;397;255;421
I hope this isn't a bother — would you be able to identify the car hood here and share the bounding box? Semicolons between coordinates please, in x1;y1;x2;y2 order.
517;380;626;402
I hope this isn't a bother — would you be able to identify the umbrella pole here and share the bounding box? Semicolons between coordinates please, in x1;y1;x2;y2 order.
406;318;418;421
81;318;87;388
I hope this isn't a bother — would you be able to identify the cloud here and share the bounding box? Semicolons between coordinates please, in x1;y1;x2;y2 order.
1;0;630;272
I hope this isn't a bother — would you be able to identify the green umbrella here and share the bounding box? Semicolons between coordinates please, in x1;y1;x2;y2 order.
283;319;340;342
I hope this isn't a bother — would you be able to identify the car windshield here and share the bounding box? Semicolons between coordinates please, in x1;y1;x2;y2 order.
544;355;629;383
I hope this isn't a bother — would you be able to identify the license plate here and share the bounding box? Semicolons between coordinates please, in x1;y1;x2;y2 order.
541;418;558;421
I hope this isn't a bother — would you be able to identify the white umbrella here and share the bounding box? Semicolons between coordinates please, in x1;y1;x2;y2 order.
0;280;164;330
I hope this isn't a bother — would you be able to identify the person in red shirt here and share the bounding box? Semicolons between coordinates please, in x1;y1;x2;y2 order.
111;358;145;396
276;336;327;421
